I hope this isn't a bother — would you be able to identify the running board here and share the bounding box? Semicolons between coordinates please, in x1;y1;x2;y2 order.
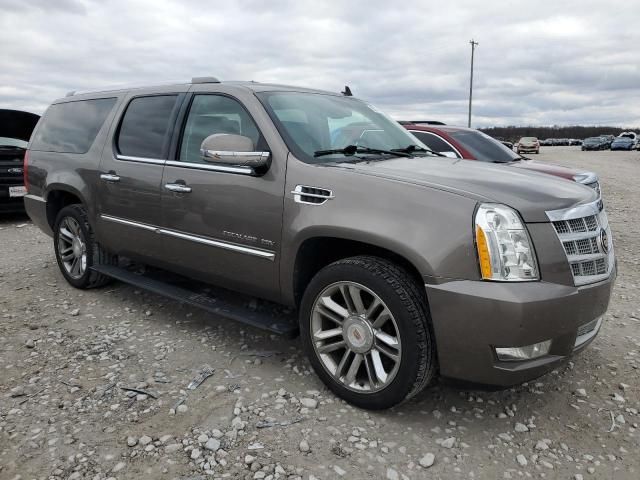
91;264;299;337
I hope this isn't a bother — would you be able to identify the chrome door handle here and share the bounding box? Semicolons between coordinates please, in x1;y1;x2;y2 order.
100;173;120;183
164;183;192;193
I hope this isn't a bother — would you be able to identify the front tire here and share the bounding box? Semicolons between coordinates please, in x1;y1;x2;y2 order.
300;256;437;409
53;204;115;289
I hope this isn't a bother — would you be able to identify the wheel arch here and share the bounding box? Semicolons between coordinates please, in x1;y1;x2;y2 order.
44;184;86;229
287;231;430;308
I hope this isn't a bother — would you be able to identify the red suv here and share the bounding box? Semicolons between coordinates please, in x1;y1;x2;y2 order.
401;122;600;194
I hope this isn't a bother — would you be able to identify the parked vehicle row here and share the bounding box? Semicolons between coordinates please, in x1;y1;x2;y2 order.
539;138;583;146
0;109;39;212
581;133;639;151
20;78;615;409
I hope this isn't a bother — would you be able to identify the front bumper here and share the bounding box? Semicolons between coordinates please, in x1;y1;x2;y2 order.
425;270;615;386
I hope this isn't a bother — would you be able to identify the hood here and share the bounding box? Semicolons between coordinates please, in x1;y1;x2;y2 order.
612;138;634;144
0;109;40;142
335;156;596;223
508;159;578;180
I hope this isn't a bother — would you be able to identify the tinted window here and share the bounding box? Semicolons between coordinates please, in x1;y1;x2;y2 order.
179;95;261;164
411;131;459;156
117;95;178;159
449;130;520;163
31;98;116;153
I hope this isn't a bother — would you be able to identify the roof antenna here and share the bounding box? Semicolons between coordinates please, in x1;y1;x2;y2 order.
341;85;353;96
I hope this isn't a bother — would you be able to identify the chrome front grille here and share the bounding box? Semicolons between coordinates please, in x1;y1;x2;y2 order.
547;200;614;286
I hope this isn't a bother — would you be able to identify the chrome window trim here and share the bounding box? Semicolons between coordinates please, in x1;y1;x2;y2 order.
99;214;275;260
408;130;462;158
545;199;603;222
115;154;166;165
165;160;254;175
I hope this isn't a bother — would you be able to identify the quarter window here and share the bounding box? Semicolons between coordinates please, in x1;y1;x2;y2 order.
179;95;261;164
117;95;179;159
31;98;116;154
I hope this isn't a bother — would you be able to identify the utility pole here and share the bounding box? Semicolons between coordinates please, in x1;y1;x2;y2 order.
468;39;479;128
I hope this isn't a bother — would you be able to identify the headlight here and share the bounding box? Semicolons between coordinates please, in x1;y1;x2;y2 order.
474;204;539;281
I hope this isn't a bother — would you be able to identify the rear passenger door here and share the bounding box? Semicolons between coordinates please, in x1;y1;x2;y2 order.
159;91;284;302
95;89;187;263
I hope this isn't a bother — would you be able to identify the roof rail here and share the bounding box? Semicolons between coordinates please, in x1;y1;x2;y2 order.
65;91;76;97
191;76;221;84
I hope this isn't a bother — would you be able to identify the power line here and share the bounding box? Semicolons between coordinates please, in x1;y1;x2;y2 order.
468;39;479;128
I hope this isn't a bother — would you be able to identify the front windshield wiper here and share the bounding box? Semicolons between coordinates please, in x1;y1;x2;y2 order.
314;145;411;158
391;145;446;157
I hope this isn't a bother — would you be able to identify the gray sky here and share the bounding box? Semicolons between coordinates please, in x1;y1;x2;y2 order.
1;0;638;127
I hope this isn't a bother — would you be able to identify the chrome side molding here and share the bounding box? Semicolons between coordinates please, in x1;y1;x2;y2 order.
99;214;275;260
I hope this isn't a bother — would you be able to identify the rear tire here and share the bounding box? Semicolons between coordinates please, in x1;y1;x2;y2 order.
300;256;437;409
53;204;115;289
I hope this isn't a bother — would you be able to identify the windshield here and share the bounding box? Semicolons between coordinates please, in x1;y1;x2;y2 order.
256;92;429;164
449;130;521;163
0;137;27;148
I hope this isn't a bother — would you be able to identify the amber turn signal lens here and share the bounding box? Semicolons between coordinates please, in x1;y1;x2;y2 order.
476;225;492;279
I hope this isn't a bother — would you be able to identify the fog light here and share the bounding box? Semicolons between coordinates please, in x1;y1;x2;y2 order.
495;340;551;361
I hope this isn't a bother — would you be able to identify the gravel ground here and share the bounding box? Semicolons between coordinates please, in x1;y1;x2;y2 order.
1;147;639;480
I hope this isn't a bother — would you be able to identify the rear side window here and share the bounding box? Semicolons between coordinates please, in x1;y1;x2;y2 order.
117;95;179;159
31;98;116;153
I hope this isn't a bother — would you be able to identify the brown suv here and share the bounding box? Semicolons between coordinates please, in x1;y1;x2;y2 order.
24;78;615;409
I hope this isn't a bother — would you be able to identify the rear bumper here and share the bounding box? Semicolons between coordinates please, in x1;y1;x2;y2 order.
425;270;615;386
0;197;25;212
24;194;52;236
0;182;26;212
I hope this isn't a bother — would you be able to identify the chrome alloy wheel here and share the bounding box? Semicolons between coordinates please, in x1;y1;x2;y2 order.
57;217;87;279
310;281;402;393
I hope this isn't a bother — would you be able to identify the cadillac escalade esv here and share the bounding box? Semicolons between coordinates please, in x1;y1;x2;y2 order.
24;78;615;409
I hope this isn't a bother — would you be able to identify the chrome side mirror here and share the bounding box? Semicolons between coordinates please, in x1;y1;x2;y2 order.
200;134;270;175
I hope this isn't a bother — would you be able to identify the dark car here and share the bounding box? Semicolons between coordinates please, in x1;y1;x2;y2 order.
581;137;607;151
402;124;601;194
610;136;636;151
600;135;615;149
0;109;40;212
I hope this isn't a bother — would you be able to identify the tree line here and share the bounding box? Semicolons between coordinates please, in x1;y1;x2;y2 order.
479;126;639;142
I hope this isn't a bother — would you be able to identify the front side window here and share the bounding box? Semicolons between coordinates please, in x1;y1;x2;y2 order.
257;92;429;164
31;98;116;154
411;131;460;157
117;95;178;159
179;95;261;164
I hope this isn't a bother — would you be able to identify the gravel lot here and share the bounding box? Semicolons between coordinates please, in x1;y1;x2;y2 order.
1;147;639;480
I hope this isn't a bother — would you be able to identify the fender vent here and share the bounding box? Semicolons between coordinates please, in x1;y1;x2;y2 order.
291;185;334;205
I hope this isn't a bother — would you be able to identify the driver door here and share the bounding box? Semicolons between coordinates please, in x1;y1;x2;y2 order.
159;92;284;302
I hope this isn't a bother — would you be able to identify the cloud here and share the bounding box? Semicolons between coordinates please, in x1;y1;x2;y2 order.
0;0;638;126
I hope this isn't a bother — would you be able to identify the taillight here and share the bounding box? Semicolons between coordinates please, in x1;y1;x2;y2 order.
24;150;30;193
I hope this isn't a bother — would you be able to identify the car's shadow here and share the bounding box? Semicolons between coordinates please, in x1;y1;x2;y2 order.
0;212;30;226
